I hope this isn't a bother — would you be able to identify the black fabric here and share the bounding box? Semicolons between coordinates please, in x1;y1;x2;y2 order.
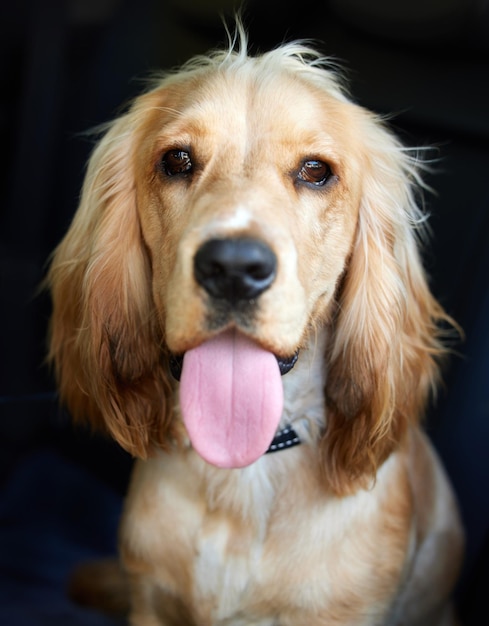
0;450;123;626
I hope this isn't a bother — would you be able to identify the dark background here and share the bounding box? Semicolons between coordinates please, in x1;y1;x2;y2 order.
1;0;488;623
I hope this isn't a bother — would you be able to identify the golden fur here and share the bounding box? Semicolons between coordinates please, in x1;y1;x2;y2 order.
48;29;463;625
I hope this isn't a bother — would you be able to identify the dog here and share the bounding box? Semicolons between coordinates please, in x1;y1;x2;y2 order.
48;26;464;626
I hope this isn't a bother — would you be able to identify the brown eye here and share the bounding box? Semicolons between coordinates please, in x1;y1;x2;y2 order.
297;159;332;186
161;149;193;176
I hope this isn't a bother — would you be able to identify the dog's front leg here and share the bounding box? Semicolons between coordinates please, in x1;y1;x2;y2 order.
128;573;197;626
128;575;164;626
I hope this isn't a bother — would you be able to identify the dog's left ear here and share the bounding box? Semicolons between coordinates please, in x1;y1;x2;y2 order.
47;93;176;458
323;114;450;495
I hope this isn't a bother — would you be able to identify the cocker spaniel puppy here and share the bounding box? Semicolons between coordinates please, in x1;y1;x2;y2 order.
48;26;463;626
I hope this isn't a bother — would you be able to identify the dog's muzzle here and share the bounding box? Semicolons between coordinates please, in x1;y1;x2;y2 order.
168;235;299;381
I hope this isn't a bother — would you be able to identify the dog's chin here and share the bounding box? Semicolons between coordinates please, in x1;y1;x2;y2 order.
169;347;299;381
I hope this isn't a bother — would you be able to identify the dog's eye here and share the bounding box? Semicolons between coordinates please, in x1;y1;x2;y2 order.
161;149;193;176
297;160;332;186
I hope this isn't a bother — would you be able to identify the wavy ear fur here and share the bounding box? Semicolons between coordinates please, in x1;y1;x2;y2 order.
47;102;174;457
323;114;450;494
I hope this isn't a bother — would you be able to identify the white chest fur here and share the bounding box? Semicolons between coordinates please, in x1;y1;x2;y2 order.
122;449;403;625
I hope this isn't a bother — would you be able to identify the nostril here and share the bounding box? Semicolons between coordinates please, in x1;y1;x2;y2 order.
194;237;277;302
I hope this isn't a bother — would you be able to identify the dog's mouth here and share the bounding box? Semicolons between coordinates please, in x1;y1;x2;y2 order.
169;329;299;469
169;348;298;381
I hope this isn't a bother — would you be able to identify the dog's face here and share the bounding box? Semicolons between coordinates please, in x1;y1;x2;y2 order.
48;45;447;491
134;70;361;358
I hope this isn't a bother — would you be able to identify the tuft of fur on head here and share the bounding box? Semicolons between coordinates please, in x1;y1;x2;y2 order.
144;19;349;106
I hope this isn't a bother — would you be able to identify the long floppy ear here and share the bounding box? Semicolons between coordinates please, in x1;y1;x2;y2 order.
324;114;450;494
47;103;175;457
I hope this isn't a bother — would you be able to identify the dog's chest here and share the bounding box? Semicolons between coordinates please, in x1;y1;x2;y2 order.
122;449;408;625
123;453;282;622
187;458;281;622
190;512;269;623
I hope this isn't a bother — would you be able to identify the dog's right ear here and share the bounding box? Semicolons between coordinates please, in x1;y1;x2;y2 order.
321;111;450;495
47;97;176;458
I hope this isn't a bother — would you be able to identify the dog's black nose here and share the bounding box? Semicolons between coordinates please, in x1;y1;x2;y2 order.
194;237;277;302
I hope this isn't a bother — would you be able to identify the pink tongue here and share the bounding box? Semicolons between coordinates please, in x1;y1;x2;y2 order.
179;329;284;468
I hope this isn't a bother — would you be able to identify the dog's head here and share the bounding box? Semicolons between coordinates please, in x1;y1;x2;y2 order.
48;31;449;493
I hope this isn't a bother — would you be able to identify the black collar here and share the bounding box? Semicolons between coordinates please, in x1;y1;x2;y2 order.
266;425;300;454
